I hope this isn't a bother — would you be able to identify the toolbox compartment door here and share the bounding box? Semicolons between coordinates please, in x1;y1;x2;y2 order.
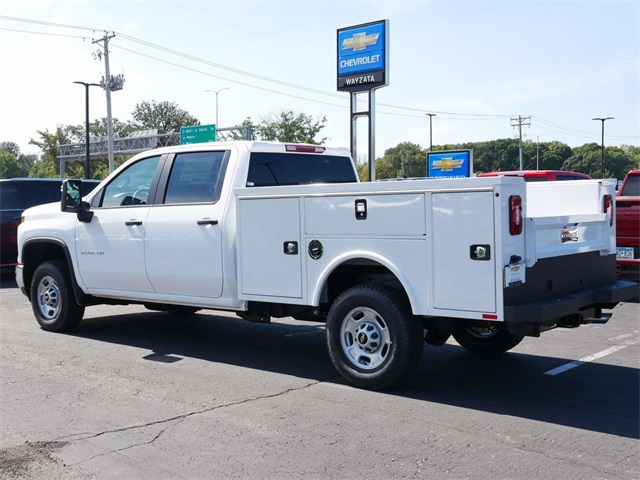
432;191;497;313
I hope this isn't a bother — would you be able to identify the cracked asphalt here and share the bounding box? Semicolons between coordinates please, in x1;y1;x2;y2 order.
1;276;638;479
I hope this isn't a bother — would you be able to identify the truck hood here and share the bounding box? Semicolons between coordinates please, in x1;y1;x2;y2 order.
22;201;61;218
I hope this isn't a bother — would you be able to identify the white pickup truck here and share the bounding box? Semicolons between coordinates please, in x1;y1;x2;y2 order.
16;141;638;389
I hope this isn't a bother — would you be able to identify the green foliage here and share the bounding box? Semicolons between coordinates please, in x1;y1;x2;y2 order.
0;151;28;178
227;117;256;141
255;110;327;144
374;142;426;179
131;100;199;134
560;143;636;179
0;141;20;157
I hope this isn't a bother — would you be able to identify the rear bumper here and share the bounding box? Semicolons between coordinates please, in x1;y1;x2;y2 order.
504;280;639;324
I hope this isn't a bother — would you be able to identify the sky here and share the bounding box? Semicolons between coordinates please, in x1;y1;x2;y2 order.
1;0;638;163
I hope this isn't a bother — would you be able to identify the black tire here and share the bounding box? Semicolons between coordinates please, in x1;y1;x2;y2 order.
452;325;524;355
30;260;85;332
326;284;423;390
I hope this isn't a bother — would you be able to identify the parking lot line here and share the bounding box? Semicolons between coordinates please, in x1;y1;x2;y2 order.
544;340;639;376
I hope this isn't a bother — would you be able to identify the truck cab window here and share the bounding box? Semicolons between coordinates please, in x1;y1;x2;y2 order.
247;152;357;186
101;156;161;207
164;151;227;204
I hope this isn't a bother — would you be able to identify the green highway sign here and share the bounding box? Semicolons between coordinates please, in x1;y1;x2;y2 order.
180;124;216;144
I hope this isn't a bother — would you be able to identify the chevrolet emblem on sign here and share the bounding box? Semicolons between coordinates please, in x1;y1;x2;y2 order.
341;32;380;51
431;157;465;172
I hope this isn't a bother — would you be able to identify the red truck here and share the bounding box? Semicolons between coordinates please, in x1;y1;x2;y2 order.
616;169;640;271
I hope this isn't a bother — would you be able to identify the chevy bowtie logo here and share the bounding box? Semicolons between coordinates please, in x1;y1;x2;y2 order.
431;158;464;172
341;32;380;51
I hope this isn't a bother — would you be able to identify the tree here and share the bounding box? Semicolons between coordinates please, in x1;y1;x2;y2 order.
0;151;28;178
375;142;426;179
227;117;256;141
0;141;21;157
131;100;199;134
562;143;605;178
255;110;327;144
540;141;573;171
0;142;36;175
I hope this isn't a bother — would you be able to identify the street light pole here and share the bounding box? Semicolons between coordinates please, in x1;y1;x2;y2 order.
534;134;546;171
425;113;436;151
73;81;101;179
205;88;230;132
592;117;614;178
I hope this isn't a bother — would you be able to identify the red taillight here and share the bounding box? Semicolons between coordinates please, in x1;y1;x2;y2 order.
604;194;614;226
509;195;523;235
285;144;326;153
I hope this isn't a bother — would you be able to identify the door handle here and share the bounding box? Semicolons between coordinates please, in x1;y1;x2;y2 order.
197;219;219;226
125;220;143;226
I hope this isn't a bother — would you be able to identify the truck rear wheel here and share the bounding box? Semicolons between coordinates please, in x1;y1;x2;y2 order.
452;325;523;355
31;260;85;332
326;285;423;390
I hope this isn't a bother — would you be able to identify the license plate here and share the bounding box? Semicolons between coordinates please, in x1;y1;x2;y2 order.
504;263;525;287
616;247;635;260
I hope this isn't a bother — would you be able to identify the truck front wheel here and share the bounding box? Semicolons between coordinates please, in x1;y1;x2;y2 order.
31;260;85;332
452;325;523;355
326;285;423;390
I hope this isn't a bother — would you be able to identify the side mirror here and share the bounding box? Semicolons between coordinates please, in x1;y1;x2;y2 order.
61;179;83;211
61;179;93;222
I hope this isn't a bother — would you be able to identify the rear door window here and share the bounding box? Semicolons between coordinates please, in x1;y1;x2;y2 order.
163;151;227;204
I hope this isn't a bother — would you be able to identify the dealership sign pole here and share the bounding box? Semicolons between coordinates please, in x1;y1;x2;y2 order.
337;20;389;181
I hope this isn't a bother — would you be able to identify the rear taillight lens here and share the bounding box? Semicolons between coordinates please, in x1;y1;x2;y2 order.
604;194;614;226
509;195;523;235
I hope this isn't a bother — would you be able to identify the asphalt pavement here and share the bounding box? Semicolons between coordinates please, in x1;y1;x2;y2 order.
1;275;638;479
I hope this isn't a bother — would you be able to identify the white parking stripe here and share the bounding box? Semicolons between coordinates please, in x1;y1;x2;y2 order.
544;340;638;376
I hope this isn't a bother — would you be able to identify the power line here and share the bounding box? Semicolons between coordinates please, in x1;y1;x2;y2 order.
2;15;638;142
1;15;515;119
0;27;88;39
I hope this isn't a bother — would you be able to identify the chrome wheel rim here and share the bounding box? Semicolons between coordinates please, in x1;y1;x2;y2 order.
340;307;391;370
36;275;61;323
466;326;499;339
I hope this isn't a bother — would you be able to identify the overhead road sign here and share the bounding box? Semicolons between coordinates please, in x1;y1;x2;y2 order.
180;124;216;145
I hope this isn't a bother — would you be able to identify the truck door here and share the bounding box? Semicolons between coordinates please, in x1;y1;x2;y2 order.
432;191;497;313
144;150;227;298
75;155;161;293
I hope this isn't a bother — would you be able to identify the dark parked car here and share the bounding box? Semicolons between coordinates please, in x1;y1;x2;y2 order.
1;178;100;270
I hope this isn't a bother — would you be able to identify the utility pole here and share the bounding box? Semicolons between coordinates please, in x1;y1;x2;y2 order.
425;113;436;151
592;117;614;178
93;33;124;173
511;115;531;170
